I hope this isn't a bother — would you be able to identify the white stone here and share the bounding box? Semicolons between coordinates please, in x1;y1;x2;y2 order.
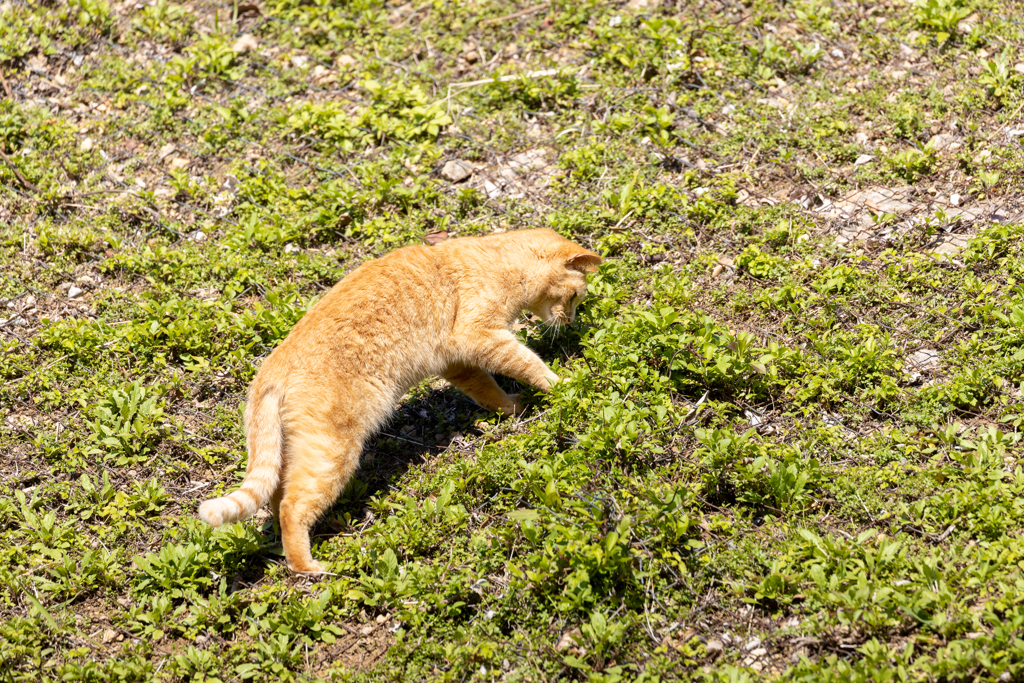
67;286;84;299
231;34;259;54
441;160;473;183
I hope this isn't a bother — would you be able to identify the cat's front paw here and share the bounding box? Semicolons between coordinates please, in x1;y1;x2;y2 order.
495;394;526;415
289;559;326;575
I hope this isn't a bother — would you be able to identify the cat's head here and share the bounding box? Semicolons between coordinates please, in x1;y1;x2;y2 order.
526;237;602;327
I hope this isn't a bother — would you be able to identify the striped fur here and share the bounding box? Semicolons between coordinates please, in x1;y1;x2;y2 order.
198;386;282;527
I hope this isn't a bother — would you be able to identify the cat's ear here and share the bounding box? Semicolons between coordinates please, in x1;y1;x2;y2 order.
566;251;603;273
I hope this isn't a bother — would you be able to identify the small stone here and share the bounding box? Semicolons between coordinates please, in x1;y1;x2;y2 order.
929;133;960;152
359;625;373;636
67;286;84;299
949;193;962;207
854;154;874;166
482;179;502;198
231;34;259;53
555;627;582;652
463;50;479;63
375;614;387;624
441;160;473;183
291;55;309;69
905;348;940;383
337;54;358;68
157;143;176;160
508;149;548;171
80;137;94;152
705;640;724;657
168;157;189;171
27;54;47;72
831;48;844;59
751;647;768;656
102;629;118;644
743;637;762;651
311;64;334;84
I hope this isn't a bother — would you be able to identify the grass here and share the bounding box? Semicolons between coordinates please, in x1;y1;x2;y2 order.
2;0;1024;681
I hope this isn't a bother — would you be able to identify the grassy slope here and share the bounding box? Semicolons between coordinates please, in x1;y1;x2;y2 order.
2;0;1024;681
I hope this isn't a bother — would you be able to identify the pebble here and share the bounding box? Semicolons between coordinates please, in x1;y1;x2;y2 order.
441;159;473;183
67;286;84;299
743;637;762;651
705;639;724;657
231;34;259;53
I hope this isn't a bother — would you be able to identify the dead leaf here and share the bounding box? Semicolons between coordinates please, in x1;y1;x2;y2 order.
555;627;583;651
424;230;449;245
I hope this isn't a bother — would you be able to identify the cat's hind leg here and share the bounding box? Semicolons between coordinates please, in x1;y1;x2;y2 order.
278;426;361;574
442;363;523;414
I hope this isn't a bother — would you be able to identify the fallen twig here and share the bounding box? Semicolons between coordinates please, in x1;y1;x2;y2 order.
480;2;548;25
0;146;41;193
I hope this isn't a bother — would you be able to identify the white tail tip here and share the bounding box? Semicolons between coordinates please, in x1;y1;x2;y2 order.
198;499;226;527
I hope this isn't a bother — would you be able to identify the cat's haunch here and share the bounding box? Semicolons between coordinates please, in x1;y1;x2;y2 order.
199;228;601;573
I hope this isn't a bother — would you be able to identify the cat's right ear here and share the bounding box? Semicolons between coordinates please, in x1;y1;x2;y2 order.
566;251;603;273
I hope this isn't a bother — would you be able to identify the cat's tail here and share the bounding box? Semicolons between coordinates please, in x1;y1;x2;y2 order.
198;385;283;527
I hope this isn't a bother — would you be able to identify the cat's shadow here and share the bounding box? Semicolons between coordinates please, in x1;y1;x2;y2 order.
255;379;530;571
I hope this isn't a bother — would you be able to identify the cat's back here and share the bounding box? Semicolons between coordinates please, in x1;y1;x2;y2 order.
266;243;454;374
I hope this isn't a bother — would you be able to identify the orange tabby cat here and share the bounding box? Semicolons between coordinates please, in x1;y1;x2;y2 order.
199;228;601;573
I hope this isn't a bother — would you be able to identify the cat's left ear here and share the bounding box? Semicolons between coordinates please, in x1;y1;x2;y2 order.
566;251;603;273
